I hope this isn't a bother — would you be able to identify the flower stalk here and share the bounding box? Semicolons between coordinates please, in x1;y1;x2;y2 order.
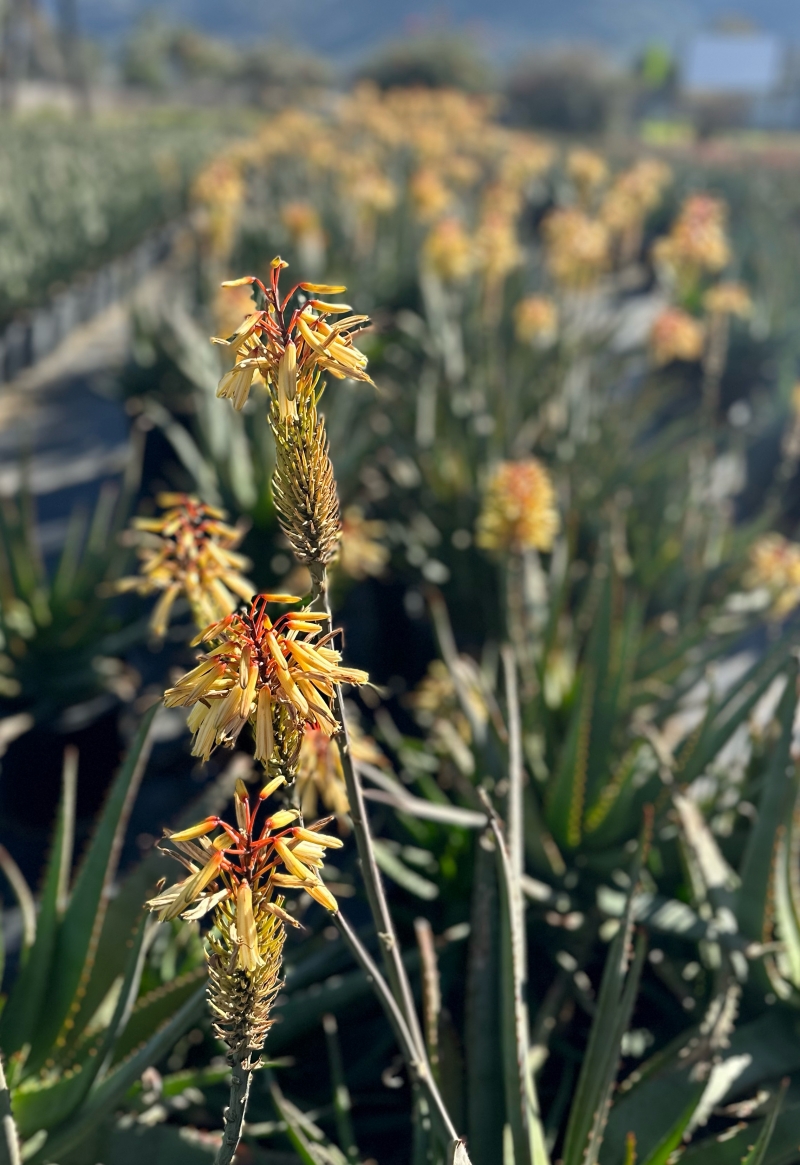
203;258;468;1157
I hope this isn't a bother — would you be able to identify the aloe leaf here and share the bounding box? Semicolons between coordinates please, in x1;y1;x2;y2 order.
465;836;505;1165
11;916;150;1139
322;1013;360;1164
268;1071;349;1165
13;1053;100;1142
674;793;739;914
678;642;793;787
678;1081;800;1165
372;839;439;899
584;742;659;847
562;823;649;1165
0;749;77;1058
486;807;548;1165
141;399;222;506
604;1010;800;1165
0;847;35;955
740;1080;788;1165
110;966;206;1065
771;827;800;990
26;705;158;1072
638;1085;707;1165
0;1055;21;1165
546;667;594;849
27;984;207;1165
583;570;636;806
737;665;798;940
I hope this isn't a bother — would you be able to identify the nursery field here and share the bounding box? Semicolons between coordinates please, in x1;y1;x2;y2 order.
4;90;800;1165
0;110;250;327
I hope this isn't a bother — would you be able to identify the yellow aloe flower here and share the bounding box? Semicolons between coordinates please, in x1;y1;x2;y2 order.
514;295;559;347
600;158;672;236
115;493;254;637
652;194;731;292
337;507;389;581
147;777;343;939
410;166;453;222
649;308;706;366
476;459;560;554
211;259;374;414
297;720;387;821
745;534;800;618
542;207;611;290
703;281;752;319
566;147;609;204
164;593;369;762
422;216;475;284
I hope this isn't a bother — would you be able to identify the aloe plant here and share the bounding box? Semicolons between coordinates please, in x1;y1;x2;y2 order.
0;708;211;1163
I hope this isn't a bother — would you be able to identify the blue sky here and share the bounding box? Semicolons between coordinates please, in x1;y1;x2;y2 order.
68;0;800;62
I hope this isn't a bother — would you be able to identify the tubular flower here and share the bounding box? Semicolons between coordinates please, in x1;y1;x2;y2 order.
409;657;487;749
652;194;731;291
422;216;475;283
600;159;672;235
214;260;374;568
514;295;559;347
476;459;560;554
410;167;453;222
211;258;374;416
164;594;369;766
744;534;800;618
703;281;752;319
542;208;610;290
147;779;342;1059
297;720;387;821
649;308;706;366
566;147;609;204
115;494;254;637
337;507;390;580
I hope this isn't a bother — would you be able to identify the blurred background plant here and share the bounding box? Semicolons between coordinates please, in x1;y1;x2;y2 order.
5;6;800;1163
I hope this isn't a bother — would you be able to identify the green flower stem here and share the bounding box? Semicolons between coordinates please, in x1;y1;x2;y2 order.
309;563;426;1057
333;911;468;1161
214;1043;252;1165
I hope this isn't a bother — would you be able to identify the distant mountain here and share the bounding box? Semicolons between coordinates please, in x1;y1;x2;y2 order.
70;0;800;62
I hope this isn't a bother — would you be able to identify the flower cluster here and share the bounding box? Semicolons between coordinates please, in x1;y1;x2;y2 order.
514;295;559;347
409;657;487;749
745;534;800;618
297;720;386;821
213;259;373;417
476;458;560;553
566;147;609;204
653;194;731;292
422;216;475;283
542;208;611;290
600;159;672;237
148;778;342;1058
649;308;706;366
149;776;341;926
703;281;752;319
116;494;254;637
214;260;374;567
338;506;390;580
164;594;368;767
